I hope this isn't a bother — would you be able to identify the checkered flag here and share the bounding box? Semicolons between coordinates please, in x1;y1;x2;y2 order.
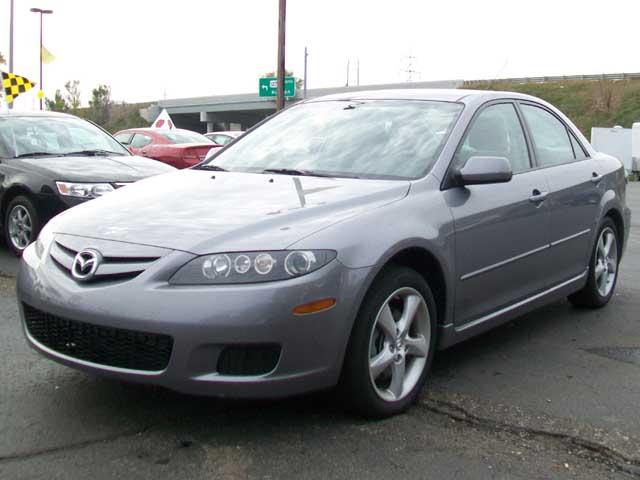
1;71;36;104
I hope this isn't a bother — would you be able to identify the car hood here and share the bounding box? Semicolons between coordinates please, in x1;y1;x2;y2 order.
50;169;410;254
13;154;174;181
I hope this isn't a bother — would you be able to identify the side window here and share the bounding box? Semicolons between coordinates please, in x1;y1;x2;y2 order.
130;133;152;149
114;133;132;145
569;133;588;160
520;105;574;166
456;103;531;173
215;135;232;145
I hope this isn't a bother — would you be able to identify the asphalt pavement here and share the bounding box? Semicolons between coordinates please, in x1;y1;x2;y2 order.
1;184;640;479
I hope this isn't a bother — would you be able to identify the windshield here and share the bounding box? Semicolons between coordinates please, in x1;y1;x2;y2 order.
0;116;130;158
160;130;213;144
204;100;463;179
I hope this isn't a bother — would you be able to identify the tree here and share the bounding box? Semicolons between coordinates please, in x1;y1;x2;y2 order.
45;90;70;112
0;51;5;65
65;80;81;112
88;84;112;127
261;70;303;92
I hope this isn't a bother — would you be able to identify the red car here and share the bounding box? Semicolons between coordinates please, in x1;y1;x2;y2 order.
114;128;220;169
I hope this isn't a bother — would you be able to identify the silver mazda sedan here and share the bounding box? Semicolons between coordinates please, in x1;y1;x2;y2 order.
17;89;630;417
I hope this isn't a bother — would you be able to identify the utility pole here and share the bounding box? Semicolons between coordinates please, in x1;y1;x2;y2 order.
30;7;53;110
303;46;308;99
275;0;286;111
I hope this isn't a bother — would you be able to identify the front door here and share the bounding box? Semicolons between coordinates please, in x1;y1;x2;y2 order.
444;102;552;327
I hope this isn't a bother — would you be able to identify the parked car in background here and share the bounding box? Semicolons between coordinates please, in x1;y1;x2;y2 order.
114;128;219;169
0;111;175;255
18;90;630;417
204;131;245;146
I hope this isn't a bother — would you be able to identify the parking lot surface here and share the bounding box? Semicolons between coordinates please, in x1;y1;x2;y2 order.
1;185;639;479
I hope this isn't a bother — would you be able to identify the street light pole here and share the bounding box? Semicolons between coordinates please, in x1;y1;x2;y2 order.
30;7;53;110
276;0;286;111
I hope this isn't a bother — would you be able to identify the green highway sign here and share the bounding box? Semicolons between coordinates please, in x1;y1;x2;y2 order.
259;77;296;97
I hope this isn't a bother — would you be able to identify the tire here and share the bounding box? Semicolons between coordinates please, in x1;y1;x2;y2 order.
340;265;438;418
568;217;620;308
4;195;42;257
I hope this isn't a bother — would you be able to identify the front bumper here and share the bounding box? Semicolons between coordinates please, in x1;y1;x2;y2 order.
17;240;372;398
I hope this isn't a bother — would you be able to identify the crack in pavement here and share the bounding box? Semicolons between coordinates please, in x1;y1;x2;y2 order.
0;425;154;464
419;397;640;478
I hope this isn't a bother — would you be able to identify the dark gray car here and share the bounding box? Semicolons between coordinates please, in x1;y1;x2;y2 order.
16;90;631;417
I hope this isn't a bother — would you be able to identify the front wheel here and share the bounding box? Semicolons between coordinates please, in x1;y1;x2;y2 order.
340;265;437;418
569;218;620;308
4;196;41;257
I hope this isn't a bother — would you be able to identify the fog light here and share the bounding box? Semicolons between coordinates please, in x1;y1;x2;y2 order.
292;298;336;315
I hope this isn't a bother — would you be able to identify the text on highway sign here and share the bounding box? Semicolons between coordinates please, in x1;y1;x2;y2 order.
259;77;296;97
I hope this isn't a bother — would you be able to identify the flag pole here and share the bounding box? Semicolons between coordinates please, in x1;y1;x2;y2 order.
39;12;42;110
8;0;15;109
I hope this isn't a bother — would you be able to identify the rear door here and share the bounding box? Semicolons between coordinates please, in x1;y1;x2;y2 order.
519;102;602;284
444;102;552;327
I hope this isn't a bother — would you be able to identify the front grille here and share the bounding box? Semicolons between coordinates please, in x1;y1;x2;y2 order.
23;304;173;372
49;235;163;283
217;344;281;376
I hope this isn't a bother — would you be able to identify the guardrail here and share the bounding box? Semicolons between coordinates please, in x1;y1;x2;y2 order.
464;72;640;85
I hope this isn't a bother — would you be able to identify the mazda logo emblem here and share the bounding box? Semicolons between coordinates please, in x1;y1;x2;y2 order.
71;249;102;281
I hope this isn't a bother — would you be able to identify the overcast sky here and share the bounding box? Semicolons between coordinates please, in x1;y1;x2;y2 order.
2;0;639;110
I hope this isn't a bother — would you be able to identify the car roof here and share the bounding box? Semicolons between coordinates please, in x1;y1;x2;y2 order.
0;110;78;119
305;88;543;104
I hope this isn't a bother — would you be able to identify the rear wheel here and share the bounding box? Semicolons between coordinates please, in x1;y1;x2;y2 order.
4;196;41;257
569;218;619;308
341;265;437;418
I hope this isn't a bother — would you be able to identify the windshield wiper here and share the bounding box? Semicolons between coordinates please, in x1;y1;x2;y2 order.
194;164;228;171
62;149;125;156
261;168;335;178
12;152;57;159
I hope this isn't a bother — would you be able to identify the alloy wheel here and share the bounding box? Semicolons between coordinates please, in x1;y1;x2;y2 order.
595;226;618;297
8;205;33;251
368;287;430;402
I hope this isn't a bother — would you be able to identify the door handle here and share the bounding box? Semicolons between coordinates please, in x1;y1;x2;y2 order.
591;172;603;184
529;189;548;203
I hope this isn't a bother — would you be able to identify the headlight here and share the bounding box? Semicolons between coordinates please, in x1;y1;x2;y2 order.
170;250;336;285
56;181;115;199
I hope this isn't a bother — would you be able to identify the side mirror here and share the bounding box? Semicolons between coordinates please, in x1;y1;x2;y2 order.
456;156;513;185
